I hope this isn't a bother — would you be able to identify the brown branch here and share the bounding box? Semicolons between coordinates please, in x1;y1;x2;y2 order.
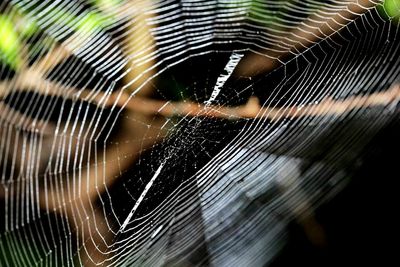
102;84;400;121
30;45;70;76
237;0;379;76
3;71;400;121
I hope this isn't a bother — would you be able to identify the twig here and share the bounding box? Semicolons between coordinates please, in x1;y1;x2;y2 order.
237;0;378;76
2;72;400;121
102;84;400;120
30;45;70;76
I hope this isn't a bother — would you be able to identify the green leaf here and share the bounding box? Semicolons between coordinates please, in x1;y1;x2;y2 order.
0;15;22;69
77;12;104;34
384;0;400;18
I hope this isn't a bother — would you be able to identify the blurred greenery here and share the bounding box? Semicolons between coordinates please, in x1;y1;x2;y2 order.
0;15;22;69
377;0;400;25
1;0;397;70
37;6;116;35
384;0;400;18
0;0;120;70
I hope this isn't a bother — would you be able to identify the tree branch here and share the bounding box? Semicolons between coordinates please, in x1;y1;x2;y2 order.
237;0;378;76
101;84;400;121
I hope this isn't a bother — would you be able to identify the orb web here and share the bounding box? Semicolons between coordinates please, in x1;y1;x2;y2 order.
0;0;399;266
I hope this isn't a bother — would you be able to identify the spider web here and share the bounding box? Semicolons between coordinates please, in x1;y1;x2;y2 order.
0;0;399;266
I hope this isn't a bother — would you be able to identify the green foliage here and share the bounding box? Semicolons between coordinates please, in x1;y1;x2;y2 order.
379;0;400;21
77;12;107;34
38;6;115;35
384;0;400;18
17;15;39;38
0;15;22;69
0;1;119;70
223;0;326;31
